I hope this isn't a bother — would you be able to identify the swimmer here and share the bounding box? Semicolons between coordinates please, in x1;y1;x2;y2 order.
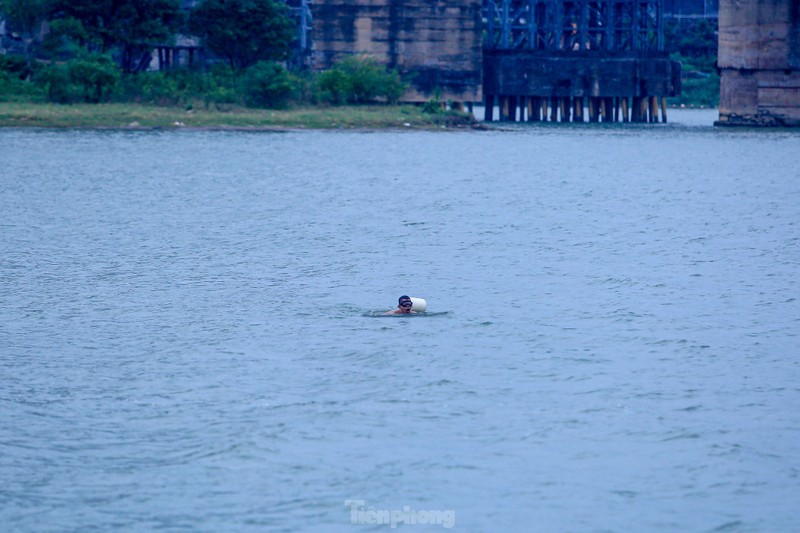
386;295;416;315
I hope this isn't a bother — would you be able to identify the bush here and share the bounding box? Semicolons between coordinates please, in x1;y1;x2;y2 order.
317;67;350;105
115;65;240;106
0;74;44;102
34;63;74;103
121;71;183;105
0;54;33;80
204;86;237;111
32;55;120;104
67;54;120;102
0;55;44;101
290;70;321;104
317;56;407;105
421;88;445;114
164;68;206;96
241;61;295;108
207;63;238;90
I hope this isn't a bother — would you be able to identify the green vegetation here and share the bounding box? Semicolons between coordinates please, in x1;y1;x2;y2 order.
0;0;51;66
665;18;719;108
241;61;297;109
0;52;414;109
188;0;293;70
317;56;407;105
0;101;478;129
34;52;121;103
0;55;476;130
1;0;722;122
0;0;442;127
44;0;183;73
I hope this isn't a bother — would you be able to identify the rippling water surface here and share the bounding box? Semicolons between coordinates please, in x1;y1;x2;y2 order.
2;113;799;532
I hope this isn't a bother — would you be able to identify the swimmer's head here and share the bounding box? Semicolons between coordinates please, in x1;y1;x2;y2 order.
398;295;412;308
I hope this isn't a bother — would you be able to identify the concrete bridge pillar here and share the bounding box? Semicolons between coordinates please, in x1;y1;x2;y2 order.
717;0;800;126
311;0;483;104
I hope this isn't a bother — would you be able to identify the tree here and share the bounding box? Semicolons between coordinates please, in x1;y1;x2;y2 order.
189;0;294;70
48;0;183;72
0;0;52;68
116;0;184;72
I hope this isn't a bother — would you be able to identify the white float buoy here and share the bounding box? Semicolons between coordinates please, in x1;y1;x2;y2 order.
410;297;427;312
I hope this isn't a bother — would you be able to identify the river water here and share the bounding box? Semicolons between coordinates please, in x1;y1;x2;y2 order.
2;111;799;532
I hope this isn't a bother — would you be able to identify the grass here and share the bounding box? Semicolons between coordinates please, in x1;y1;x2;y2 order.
0;101;480;130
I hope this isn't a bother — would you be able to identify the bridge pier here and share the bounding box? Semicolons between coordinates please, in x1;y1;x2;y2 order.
306;0;690;123
482;51;679;124
311;0;482;104
481;0;680;125
484;93;670;124
717;0;800;127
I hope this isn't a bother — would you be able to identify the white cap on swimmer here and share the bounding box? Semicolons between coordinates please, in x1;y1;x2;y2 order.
409;297;427;312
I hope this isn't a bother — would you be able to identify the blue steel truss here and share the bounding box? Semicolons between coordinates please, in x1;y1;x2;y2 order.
483;0;664;51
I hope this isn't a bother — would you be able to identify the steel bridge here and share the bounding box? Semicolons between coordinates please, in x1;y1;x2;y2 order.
481;0;679;123
483;0;664;52
293;0;679;123
292;0;665;51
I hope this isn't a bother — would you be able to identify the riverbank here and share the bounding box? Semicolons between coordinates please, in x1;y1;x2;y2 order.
0;102;480;130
